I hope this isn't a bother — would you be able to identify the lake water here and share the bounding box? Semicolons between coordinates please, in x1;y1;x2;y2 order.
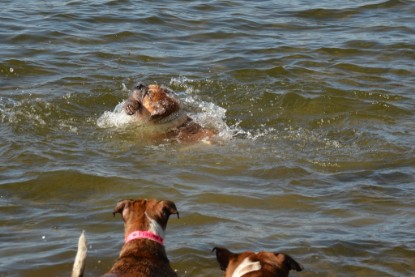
1;1;414;276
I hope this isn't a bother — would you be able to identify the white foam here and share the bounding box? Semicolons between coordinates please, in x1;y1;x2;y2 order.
168;77;248;141
182;95;235;141
96;101;135;128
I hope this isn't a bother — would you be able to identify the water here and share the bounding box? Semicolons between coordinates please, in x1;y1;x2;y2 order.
1;0;414;276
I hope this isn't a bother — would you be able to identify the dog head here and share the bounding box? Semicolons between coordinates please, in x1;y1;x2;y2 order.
212;247;303;277
124;83;181;122
113;198;179;237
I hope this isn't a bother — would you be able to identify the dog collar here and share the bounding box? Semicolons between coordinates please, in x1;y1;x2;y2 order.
125;231;164;245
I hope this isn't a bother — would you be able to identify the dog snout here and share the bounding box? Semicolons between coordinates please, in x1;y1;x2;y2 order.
132;82;149;102
135;82;147;90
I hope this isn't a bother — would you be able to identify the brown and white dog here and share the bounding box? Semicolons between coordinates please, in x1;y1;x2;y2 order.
72;198;179;277
123;82;216;143
212;247;303;277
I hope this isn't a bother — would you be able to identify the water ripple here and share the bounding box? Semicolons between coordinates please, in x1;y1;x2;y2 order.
1;0;415;276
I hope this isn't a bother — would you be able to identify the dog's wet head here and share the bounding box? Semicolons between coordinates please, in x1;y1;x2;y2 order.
124;83;181;122
113;198;179;233
212;247;303;277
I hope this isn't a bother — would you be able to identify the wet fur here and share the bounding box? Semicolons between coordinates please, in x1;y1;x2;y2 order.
105;199;179;277
124;83;216;143
71;198;179;277
213;247;303;277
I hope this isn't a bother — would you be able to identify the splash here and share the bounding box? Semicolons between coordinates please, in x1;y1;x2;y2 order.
96;101;135;128
97;81;237;141
181;95;234;141
170;77;239;141
0;96;49;126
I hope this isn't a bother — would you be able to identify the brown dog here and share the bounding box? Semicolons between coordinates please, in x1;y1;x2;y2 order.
212;247;303;277
99;198;179;277
71;199;179;277
123;83;216;142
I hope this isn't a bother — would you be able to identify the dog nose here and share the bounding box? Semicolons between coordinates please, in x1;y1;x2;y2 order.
135;82;146;90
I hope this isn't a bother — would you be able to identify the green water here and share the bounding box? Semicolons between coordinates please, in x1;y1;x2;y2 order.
1;1;414;276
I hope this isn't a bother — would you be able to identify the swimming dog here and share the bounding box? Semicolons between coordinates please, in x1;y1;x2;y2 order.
123;83;216;143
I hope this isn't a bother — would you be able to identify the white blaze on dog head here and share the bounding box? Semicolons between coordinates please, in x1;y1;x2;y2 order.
231;257;261;277
213;247;303;277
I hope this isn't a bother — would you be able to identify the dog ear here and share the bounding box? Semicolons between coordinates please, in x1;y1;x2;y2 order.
154;200;179;229
212;247;234;271
161;200;179;219
274;253;303;272
145;200;179;230
113;200;132;219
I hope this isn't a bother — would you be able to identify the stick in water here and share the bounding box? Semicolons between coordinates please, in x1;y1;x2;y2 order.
71;231;87;277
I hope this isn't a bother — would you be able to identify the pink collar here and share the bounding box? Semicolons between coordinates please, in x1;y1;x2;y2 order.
125;231;164;245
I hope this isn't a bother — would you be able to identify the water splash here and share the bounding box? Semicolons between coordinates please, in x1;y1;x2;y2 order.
169;77;246;141
181;95;235;141
0;96;48;126
96;101;135;128
97;80;237;141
